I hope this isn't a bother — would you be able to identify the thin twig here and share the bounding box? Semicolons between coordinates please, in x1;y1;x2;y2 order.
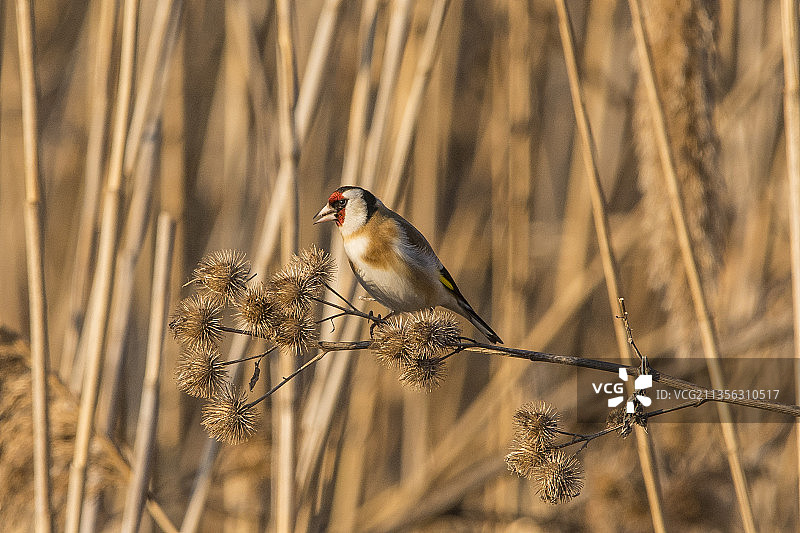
219;347;277;367
16;0;53;529
461;341;800;417
627;1;756;530
64;0;138;530
120;214;175;533
246;351;329;409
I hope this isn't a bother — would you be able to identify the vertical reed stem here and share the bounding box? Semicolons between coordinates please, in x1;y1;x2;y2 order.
64;0;138;530
60;0;116;383
361;0;413;190
780;0;800;520
627;1;756;531
16;0;53;530
555;2;667;531
119;214;175;533
274;1;299;531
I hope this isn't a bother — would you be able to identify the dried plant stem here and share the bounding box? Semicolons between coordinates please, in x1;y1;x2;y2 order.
16;0;53;529
274;0;299;531
293;0;435;478
627;2;755;529
60;0;116;382
80;120;161;533
296;1;381;492
179;439;220;533
122;0;182;176
382;0;450;202
340;0;380;185
361;0;413;189
312;340;800;417
64;0;138;531
97;124;159;435
554;1;666;530
294;0;343;142
328;357;379;532
780;0;800;518
120;214;175;533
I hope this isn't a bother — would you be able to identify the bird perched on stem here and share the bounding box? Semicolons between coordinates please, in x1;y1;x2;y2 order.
314;186;502;344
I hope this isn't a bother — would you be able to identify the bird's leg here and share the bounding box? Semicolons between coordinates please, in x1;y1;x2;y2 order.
368;310;394;338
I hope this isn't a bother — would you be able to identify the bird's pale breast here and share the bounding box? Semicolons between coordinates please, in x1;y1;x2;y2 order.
343;216;439;311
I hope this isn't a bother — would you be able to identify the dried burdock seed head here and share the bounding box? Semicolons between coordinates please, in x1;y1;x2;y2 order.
371;315;411;368
297;245;335;287
191;249;250;304
269;264;320;315
513;401;560;452
399;355;446;391
274;309;318;354
175;345;227;399
169;294;224;349
533;450;584;505
236;283;277;339
201;383;257;445
606;406;633;438
405;309;461;358
505;446;545;480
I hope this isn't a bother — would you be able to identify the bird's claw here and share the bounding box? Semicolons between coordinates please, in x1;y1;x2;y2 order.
369;311;383;339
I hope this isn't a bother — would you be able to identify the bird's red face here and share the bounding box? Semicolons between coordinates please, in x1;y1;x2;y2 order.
313;190;348;226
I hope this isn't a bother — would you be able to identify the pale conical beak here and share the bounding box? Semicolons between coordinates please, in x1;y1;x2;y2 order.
313;204;337;224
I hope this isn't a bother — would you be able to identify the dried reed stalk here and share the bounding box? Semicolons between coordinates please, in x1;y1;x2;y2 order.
64;0;138;530
119;214;175;533
382;0;450;203
340;0;380;185
555;2;666;530
295;2;383;489
296;5;446;491
296;4;438;490
327;357;379;532
627;1;756;531
632;0;726;357
295;0;344;142
122;0;182;177
361;0;413;189
555;0;618;295
80;120;161;533
780;0;800;519
274;1;300;532
59;0;116;383
16;0;53;529
97;124;159;436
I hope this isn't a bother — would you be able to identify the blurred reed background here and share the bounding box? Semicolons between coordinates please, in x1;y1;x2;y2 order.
1;0;799;531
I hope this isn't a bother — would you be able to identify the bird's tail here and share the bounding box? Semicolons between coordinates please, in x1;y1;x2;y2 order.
457;300;502;344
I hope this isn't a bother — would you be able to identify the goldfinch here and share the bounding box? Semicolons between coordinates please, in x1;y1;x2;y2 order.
314;186;502;344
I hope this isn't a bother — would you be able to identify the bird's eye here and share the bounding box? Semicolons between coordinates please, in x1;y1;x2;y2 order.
332;199;347;210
